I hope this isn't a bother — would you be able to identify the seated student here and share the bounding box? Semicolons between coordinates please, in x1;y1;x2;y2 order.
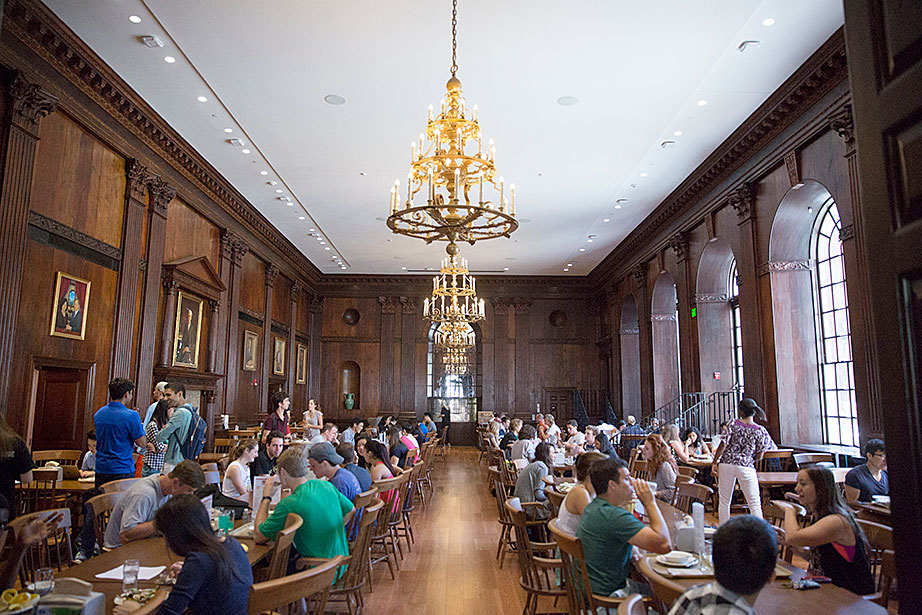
642;434;678;503
250;431;285;480
336;442;372;492
0;499;61;590
103;460;205;549
341;418;365;445
556;451;606;535
418;412;437;441
309;423;339;446
621;415;645;437
254;448;354;563
562;420;586;455
510;424;538;462
544;414;561;446
772;465;875;595
308;442;361;501
221;439;258;504
363;441;398;481
668;515;778;615
115;495;252;615
80;430;96;478
584;426;617;458
513;442;555;520
400;424;420;451
353;434;371;470
499;418;522;456
681;426;712;457
663;424;691;464
844;439;888;503
577;457;671;597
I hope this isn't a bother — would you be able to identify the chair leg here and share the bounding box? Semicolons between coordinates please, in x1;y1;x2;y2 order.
366;553;374;593
496;525;507;562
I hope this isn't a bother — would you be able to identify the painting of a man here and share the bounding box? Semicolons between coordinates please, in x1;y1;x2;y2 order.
172;292;203;368
49;272;91;340
273;337;286;376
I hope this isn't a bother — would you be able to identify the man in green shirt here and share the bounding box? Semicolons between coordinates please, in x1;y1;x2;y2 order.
576;457;671;596
254;447;355;562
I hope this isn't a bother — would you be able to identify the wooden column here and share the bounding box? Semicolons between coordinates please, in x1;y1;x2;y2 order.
307;295;323;399
514;299;531;415
399;297;418;417
201;389;217;451
0;72;57;409
632;264;655;417
207;299;220;373
220;230;248;422
492;298;514;415
111;160;150;378
135;175;173;402
287;282;300;392
378;297;399;412
260;264;279;411
158;279;178;367
670;232;700;395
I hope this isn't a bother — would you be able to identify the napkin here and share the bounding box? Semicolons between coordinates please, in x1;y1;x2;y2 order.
95;565;165;581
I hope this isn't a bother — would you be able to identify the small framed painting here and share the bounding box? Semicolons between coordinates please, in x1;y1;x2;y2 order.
273;337;286;376
242;330;258;371
296;343;307;384
49;272;91;340
172;291;203;368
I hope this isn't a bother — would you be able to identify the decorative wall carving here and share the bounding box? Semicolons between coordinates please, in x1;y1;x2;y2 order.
728;183;756;222
650;314;678;322
669;232;689;262
126;159;154;202
492;298;514;314
829;104;855;151
549;310;567;328
138;259;147;271
631;264;647;290
784;151;801;187
27;211;121;261
290;282;302;302
758;260;814;276
9;70;58;133
839;224;855;241
147;177;176;218
308;295;324;314
694;293;731;304
342;308;361;326
377;296;399;314
265;263;280;286
399;296;418;315
514;299;532;314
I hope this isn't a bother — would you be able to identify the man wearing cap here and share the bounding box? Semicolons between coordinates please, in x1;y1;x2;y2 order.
308;442;361;501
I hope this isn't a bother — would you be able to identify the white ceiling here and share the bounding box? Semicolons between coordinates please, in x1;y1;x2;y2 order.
43;0;843;275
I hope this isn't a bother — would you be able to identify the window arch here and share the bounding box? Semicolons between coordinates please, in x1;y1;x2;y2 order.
812;199;857;446
728;259;744;393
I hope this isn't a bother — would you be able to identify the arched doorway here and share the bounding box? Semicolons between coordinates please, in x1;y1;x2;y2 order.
651;272;681;409
426;321;482;425
695;237;737;397
619;294;641;419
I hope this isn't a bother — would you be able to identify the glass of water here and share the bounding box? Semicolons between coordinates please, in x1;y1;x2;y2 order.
122;559;140;593
34;567;54;595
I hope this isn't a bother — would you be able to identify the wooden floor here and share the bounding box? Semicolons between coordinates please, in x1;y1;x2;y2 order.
363;447;529;615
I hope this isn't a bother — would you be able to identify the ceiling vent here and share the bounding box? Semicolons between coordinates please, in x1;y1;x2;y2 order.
738;40;761;52
227;138;245;147
140;35;163;48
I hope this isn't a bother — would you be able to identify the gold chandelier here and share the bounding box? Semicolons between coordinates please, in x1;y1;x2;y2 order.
423;249;485;324
387;0;518;246
434;320;476;349
441;347;471;374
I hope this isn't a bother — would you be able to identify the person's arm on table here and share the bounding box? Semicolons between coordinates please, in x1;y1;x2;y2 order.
628;480;671;554
0;513;61;589
120;519;156;544
772;500;846;548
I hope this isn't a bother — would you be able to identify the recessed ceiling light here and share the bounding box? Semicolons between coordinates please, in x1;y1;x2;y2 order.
286;202;293;207
241;148;251;154
320;241;326;245
341;266;346;270
579;248;586;252
128;15;142;23
556;96;579;106
640;172;648;178
275;189;283;193
762;17;775;27
563;268;569;272
267;181;278;186
196;96;208;103
259;171;269;176
298;216;305;220
504;267;509;271
324;94;347;105
359;172;367;176
567;263;573;267
223;128;233;133
614;204;622;209
324;247;330;251
587;239;593;243
603;218;610;223
309;228;316;232
163;56;176;64
697;99;708;106
402;267;407;270
673;130;683;136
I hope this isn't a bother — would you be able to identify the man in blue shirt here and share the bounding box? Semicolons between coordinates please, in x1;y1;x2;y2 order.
336;442;372;492
309;442;361;501
93;378;146;489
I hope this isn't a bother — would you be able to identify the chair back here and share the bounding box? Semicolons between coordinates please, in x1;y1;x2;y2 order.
204;470;221;486
504;499;560;597
617;595;646;615
676;466;697;479
101;477;142;493
18;467;62;514
200;462;219;473
762;501;806;527
636;555;685;610
672;482;713;514
793;452;835;468
8;508;73;584
545;488;565;518
33;450;82;466
512;458;529;471
333;499;384;591
346;487;379;541
86;491;123;546
870;549;896;608
631;459;651;482
214;438;235;455
371;475;403;538
389;471;412;525
857;518;893;581
265;513;303;581
756;449;794;471
492;472;513;525
548;519;607;615
248;555;343;615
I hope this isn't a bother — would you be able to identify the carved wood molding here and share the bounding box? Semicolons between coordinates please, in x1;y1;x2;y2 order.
220;229;249;267
828;104;855;153
839;224;855;241
619;328;640;335
728;183;756;223
27;211;121;261
492;298;514;314
320;336;382;343
126;159;155;203
514;299;532;314
378;296;399;314
265;263;280;287
650;314;678;322
528;338;588;345
147;176;176;218
631;263;647;290
162;256;226;301
9;70;58;134
784;151;801;187
590;30;848;286
2;0;322;285
138;259;147;271
399;296;419;314
308;295;324;314
694;293;731;304
270;321;289;336
669;232;689;262
290;282;302;302
239;307;264;323
758;260;814;276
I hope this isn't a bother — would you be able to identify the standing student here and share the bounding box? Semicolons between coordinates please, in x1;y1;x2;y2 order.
261;391;290;443
302;399;323;440
156;383;194;474
142;400;169;478
439;402;451;446
711;398;772;524
142;381;168;430
94;378;146;490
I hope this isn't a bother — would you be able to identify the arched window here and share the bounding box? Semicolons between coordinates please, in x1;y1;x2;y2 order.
812;200;857;446
728;259;744;393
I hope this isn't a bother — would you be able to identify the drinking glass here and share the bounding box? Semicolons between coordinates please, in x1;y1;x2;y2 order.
218;509;233;535
699;541;713;573
122;559;139;593
34;567;54;595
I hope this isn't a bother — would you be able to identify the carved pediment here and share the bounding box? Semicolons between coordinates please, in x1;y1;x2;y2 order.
162;257;226;301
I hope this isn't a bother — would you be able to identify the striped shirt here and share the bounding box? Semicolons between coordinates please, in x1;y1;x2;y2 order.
143;421;166;474
667;583;755;615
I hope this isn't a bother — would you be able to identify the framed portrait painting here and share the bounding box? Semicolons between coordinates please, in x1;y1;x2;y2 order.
273;337;286;376
49;272;91;340
242;330;258;371
296;343;307;384
172;291;203;368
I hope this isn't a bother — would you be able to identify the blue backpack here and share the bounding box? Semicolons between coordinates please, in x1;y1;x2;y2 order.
179;406;207;461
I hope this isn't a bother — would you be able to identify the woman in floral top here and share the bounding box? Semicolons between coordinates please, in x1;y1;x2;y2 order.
712;398;772;524
142;399;169;477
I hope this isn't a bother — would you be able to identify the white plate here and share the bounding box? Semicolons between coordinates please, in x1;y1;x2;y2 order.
704;526;717;538
2;597;40;614
656;552;699;568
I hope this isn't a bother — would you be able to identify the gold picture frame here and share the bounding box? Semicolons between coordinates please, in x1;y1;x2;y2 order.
242;330;258;372
49;272;91;340
296;343;307;384
172;291;203;368
273;337;286;376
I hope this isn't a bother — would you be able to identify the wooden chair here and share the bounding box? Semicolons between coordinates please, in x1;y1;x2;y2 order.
436;426;449;458
346;487;379;542
512;458;529;471
505;498;566;615
631;459;651;482
213;438;235;455
204;470;222;486
491;469;517;570
793;452;835;468
763;501;807;562
677;466;698;479
395;463;422;552
548;519;624;614
369;475;402;583
8;508;73;585
228;429;258;439
636;554;685;613
18;467;62;515
86;491;123;551
259;513;303;581
33;450;82;466
857;519;893;582
674;474;695;490
248;555;343;615
618;595;646;615
671;482;713;515
756;450;794;472
545;488;565;518
386;471;413;558
101;477;142;493
200;462;219;473
297;500;384;615
866;549;896;608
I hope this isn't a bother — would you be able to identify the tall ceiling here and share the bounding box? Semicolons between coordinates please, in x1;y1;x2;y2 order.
43;0;843;276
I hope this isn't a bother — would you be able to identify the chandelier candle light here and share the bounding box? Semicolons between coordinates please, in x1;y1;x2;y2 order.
423;249;486;324
434;320;476;349
387;0;518;246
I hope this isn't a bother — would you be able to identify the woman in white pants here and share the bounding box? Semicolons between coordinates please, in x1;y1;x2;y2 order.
711;398;773;524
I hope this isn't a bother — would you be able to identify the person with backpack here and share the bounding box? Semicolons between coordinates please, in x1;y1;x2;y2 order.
156;382;199;473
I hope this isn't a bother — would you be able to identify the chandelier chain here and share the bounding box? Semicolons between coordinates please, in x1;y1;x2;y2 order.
450;0;458;76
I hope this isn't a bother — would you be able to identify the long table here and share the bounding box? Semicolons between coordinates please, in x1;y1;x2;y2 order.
757;467;850;486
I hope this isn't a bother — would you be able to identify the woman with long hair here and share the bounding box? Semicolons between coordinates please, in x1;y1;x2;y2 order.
711;398;772;523
773;466;875;595
222;439;258;503
142;399;170;477
148;495;252;615
513;442;555;519
642;434;678;502
556;451;607;535
544;414;561;446
302;398;323;440
363;440;397;481
662;424;691;464
387;427;410;469
681;425;712;457
0;413;33;516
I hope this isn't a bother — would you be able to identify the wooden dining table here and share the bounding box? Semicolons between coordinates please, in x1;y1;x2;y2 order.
64;527;272;614
855;502;891;525
757;467;850;486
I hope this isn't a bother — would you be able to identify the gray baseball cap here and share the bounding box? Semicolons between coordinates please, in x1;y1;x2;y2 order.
308;441;344;465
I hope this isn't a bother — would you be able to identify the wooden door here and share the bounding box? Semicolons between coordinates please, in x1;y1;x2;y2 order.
843;2;922;609
32;366;91;451
543;388;573;422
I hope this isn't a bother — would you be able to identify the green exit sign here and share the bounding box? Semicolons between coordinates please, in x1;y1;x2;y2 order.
691;307;697;318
